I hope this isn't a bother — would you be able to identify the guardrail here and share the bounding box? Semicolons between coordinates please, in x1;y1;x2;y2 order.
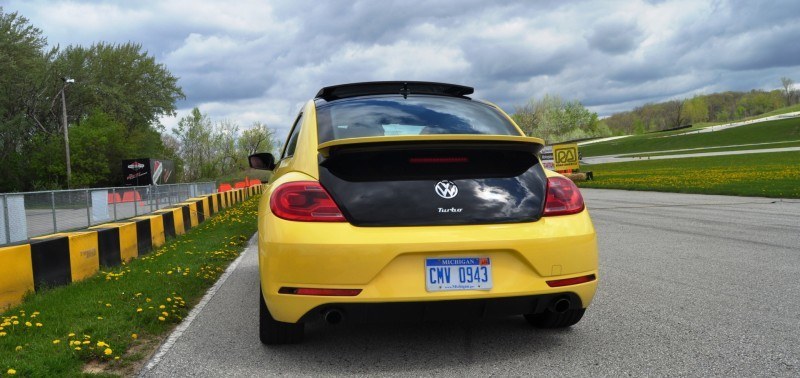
0;182;216;246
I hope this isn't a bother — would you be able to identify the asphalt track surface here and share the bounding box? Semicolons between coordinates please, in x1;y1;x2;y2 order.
141;189;800;377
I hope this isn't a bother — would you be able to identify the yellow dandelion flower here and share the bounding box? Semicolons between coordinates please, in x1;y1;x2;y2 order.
159;305;166;309
158;316;165;321
35;323;42;327
166;298;172;302
15;346;22;351
136;308;143;313
131;333;138;339
24;322;32;327
53;339;61;344
105;303;112;307
167;271;173;275
74;346;82;351
82;340;90;345
97;341;108;348
146;298;152;302
114;356;120;360
161;312;168;317
68;333;75;337
104;348;113;355
97;317;103;320
7;369;16;375
0;332;6;336
12;321;19;325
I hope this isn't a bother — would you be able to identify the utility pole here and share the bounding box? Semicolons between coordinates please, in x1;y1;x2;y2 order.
61;77;74;188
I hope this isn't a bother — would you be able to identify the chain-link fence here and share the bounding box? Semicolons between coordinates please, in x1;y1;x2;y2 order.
0;182;216;246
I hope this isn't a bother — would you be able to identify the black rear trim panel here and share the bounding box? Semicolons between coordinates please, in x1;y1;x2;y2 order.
299;293;583;324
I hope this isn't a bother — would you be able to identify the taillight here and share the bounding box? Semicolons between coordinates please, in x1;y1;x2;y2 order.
543;176;585;216
269;181;346;222
546;274;596;287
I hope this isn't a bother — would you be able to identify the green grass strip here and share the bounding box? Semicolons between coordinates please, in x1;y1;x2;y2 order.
578;151;800;198
1;195;260;376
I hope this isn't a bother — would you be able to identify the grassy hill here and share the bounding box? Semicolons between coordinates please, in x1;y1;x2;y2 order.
581;117;800;157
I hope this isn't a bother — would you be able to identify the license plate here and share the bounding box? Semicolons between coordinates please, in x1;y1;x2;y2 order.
425;257;493;292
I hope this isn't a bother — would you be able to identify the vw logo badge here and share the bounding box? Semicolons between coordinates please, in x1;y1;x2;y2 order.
435;180;458;199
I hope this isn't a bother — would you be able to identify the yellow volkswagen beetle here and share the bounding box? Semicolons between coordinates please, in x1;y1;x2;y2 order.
249;81;598;344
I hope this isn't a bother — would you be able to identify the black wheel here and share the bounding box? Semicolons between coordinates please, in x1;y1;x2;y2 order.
259;288;304;344
525;308;586;328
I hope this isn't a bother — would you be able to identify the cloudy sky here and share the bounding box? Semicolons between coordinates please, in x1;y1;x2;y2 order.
5;0;800;140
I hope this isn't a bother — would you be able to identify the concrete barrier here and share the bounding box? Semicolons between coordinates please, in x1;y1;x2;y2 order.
0;186;264;310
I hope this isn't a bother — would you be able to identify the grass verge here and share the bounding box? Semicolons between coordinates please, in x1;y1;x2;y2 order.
581;117;800;157
0;195;260;376
577;151;800;198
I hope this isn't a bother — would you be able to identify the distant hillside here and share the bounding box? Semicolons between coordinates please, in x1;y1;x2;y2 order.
603;88;798;135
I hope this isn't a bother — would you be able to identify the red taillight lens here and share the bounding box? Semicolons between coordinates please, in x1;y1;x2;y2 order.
269;181;346;222
543;176;585;216
278;287;362;296
546;274;596;287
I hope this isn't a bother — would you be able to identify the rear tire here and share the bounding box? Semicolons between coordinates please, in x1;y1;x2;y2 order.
525;308;586;328
259;288;304;344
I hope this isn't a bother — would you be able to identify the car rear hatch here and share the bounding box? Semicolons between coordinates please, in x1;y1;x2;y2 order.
318;135;547;226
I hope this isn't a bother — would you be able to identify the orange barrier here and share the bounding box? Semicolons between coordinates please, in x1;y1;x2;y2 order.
234;181;247;189
218;183;232;192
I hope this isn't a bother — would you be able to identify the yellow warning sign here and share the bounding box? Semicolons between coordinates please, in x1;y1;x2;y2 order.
552;143;579;170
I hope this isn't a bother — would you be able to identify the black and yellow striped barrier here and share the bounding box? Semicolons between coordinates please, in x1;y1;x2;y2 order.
0;185;264;309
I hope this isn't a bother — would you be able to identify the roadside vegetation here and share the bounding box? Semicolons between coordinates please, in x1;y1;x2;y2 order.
0;9;279;192
580;117;800;157
0;195;259;376
577;151;800;198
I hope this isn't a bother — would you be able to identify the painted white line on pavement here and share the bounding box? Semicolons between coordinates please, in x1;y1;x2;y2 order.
139;233;258;376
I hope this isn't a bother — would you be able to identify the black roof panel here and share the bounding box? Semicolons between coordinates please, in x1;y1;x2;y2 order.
315;81;474;101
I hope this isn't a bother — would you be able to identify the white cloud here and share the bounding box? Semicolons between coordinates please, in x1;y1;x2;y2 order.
6;0;800;143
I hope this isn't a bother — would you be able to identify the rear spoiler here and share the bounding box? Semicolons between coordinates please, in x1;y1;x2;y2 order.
317;135;545;158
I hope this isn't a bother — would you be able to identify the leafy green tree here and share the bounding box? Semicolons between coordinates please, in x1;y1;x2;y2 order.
173;108;214;181
513;94;609;144
50;42;185;132
239;122;278;157
681;96;709;124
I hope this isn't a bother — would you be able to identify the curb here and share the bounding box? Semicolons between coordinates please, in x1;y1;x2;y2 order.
0;185;263;309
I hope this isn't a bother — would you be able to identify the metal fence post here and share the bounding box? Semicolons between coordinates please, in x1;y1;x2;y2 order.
51;191;58;233
85;188;91;226
3;194;10;244
150;185;155;213
113;188;118;221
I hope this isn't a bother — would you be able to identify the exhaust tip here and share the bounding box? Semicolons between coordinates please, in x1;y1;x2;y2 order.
551;297;571;313
323;309;344;325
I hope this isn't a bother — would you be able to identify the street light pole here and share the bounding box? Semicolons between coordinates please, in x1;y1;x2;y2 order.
61;77;74;188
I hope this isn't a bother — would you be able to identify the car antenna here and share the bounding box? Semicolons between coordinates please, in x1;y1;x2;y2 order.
400;82;411;99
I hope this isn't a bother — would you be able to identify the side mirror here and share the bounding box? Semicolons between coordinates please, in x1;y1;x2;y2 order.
249;153;276;170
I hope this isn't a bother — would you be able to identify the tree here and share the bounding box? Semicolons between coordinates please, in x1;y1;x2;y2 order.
513;94;609;144
50;42;185;132
681;96;709;124
173;108;214;181
239;122;278;156
781;77;794;106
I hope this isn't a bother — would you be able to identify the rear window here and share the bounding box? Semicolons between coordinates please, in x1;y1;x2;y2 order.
315;95;521;143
